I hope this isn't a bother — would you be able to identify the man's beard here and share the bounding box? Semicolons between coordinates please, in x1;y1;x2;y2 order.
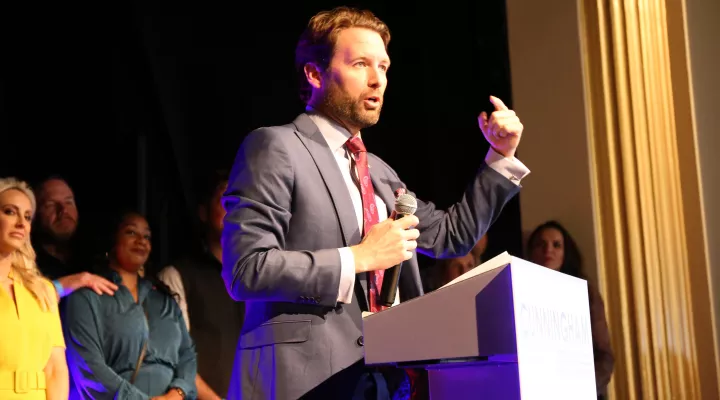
321;82;382;130
41;218;77;244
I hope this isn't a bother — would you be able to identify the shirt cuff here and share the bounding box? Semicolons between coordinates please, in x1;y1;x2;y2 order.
484;148;531;185
337;247;356;304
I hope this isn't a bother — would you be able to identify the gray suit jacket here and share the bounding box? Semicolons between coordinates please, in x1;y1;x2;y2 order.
222;113;520;400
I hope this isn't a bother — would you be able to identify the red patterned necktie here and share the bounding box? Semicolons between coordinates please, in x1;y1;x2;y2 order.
346;136;386;313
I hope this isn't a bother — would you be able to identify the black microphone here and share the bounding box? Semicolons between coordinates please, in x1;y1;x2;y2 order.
379;192;418;307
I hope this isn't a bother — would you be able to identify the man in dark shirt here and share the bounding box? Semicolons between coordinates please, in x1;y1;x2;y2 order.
159;170;245;399
33;176;117;297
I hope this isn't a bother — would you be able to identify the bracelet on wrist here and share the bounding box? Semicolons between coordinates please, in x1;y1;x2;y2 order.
52;280;65;298
172;387;185;399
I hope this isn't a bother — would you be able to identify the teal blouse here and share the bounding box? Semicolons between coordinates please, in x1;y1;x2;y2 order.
63;271;197;399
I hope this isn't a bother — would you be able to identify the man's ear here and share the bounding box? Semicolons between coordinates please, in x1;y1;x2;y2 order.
304;62;323;90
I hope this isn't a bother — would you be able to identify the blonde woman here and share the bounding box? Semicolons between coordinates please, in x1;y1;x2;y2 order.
0;177;68;399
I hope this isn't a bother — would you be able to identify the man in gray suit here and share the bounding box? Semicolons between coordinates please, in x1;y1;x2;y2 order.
222;6;530;400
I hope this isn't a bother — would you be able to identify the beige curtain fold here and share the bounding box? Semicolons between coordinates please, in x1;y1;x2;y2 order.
578;0;717;398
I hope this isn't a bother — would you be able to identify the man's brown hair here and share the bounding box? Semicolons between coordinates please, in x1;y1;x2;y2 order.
295;7;391;104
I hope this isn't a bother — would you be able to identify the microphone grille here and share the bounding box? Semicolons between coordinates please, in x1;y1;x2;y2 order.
395;193;418;215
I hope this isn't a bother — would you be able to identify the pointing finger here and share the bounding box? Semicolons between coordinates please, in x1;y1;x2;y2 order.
490;110;516;120
489;96;509;112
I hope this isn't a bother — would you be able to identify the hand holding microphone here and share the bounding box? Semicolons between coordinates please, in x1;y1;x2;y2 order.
379;191;418;307
350;191;419;278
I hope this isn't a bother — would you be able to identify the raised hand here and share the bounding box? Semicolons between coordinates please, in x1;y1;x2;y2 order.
479;96;524;159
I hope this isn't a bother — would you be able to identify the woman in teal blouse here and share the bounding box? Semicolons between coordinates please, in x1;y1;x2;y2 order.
63;211;197;399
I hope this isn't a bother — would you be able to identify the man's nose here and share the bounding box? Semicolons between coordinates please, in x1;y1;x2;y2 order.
368;68;384;88
55;203;68;215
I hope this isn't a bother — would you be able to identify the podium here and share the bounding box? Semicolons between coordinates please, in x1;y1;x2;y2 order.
363;253;596;399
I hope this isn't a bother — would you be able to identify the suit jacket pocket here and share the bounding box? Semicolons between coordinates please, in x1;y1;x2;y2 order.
239;319;312;349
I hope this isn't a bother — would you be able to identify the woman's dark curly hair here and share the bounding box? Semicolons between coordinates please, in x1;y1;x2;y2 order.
96;209;176;299
527;220;585;279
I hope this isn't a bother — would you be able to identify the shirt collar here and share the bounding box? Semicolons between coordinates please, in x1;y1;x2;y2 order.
106;269;123;285
105;268;152;299
306;106;361;155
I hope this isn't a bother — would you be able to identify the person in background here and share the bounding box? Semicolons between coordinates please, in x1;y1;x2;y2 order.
64;210;197;399
0;177;68;399
159;170;245;399
423;234;489;293
33;176;117;299
527;220;614;399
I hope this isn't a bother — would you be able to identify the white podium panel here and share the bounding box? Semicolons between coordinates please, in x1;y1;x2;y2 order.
363;252;596;399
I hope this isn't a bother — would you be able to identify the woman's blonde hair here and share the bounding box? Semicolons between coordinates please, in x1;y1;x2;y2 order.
0;177;55;311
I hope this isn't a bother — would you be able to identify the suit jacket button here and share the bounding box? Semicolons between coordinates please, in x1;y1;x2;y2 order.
356;336;364;346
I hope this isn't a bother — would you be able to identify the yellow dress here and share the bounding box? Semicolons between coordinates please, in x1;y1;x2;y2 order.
0;272;65;399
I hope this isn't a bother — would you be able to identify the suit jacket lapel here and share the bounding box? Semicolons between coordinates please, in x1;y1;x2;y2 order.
292;114;361;248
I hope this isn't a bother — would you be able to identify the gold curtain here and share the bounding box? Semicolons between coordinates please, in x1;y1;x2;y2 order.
578;0;718;398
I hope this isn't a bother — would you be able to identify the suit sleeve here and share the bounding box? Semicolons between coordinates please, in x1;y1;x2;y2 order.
222;128;342;307
382;160;521;259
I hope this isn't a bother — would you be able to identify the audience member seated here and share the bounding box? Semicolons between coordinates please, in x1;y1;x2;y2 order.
0;177;68;399
33;176;117;298
527;220;614;399
63;210;197;399
159;170;245;400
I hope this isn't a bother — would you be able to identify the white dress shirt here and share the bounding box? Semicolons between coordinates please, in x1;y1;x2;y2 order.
306;109;531;305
